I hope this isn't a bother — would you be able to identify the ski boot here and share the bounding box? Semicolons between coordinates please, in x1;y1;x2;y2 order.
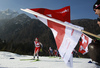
37;56;39;61
33;56;35;60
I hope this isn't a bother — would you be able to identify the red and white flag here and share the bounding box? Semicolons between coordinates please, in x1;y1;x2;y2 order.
79;33;92;55
53;6;70;23
21;6;83;68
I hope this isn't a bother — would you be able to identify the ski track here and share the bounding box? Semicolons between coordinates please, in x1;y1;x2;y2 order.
0;51;100;68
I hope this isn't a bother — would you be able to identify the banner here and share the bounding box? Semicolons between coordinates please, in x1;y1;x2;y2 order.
79;33;92;55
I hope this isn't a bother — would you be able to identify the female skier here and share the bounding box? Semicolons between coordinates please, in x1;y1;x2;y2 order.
33;38;43;60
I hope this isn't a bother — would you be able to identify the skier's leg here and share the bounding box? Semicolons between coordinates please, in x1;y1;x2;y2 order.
33;48;37;60
33;51;35;60
37;50;39;60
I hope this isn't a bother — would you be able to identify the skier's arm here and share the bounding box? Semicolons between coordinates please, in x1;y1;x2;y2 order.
40;42;43;48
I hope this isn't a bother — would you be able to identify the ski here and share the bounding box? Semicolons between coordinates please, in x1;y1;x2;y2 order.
20;59;40;62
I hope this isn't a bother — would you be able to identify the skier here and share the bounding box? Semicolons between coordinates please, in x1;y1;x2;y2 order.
53;49;58;57
33;38;43;60
73;49;78;58
48;47;53;56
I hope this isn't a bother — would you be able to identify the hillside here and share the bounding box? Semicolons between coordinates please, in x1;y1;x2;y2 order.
0;13;56;55
71;19;100;37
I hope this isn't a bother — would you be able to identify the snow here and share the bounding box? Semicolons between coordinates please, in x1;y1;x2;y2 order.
0;9;19;19
0;51;100;68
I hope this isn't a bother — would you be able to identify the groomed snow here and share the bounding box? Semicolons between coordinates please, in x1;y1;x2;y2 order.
0;51;99;68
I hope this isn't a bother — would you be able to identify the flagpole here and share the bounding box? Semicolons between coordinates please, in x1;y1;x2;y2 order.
82;30;100;39
21;8;100;39
21;8;83;31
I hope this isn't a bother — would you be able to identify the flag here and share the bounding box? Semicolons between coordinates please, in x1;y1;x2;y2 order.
53;6;70;23
28;6;71;50
30;6;70;23
67;54;73;68
21;6;83;68
79;33;92;55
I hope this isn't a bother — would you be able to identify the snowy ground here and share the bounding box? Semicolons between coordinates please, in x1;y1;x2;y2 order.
0;51;100;68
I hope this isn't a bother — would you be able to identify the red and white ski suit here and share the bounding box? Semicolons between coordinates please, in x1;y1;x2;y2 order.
34;41;41;54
